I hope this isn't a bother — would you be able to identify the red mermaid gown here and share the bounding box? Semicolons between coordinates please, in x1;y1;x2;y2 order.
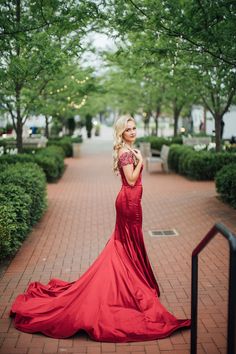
10;151;191;342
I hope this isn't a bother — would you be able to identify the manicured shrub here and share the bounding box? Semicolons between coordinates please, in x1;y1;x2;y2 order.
187;151;236;180
45;145;65;158
0;153;34;165
71;136;83;144
213;152;236;171
168;144;236;180
148;137;171;151
215;163;236;208
178;149;195;175
0;162;47;225
0;205;18;258
187;152;215;180
0;146;65;182
35;146;65;181
0;184;31;241
21;147;41;154
0;138;16;150
170;136;183;145
136;136;171;151
47;137;73;157
168;145;193;173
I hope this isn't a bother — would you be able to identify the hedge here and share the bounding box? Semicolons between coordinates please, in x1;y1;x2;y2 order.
0;184;32;258
0;184;31;239
0;153;34;166
47;137;73;157
168;145;193;173
0;146;65;182
215;163;236;208
35;146;65;182
0;205;18;258
0;162;47;226
187;151;236;180
0;145;66;259
168;145;236;180
135;135;183;151
135;136;171;151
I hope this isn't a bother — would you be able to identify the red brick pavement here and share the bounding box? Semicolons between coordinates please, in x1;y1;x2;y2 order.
0;136;235;354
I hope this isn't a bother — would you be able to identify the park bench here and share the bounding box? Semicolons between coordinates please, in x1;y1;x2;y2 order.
182;136;211;146
1;136;48;149
139;142;170;173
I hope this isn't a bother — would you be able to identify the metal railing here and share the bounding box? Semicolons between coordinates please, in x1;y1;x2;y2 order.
191;223;236;354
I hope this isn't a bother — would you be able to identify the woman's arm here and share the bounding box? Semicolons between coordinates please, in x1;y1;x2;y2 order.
119;148;143;186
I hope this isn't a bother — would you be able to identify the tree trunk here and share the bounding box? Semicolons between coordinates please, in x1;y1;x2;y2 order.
45;115;49;138
16;0;23;152
16;84;23;153
214;113;223;152
155;103;161;136
144;111;151;136
16;117;23;153
173;112;178;137
173;99;184;137
173;103;180;137
99;111;103;123
203;106;207;133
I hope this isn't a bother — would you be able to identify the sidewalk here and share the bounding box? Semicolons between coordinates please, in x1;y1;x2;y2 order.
0;126;235;354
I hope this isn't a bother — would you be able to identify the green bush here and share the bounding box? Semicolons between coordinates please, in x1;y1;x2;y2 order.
71;136;83;143
0;184;31;241
0;153;34;165
178;148;195;175
168;145;193;173
0;162;47;225
135;136;171;151
47;137;73;157
0;205;18;258
35;146;65;182
136;135;182;151
22;147;41;154
168;144;236;180
0;146;65;182
0;153;35;174
170;136;183;145
187;151;236;180
187;152;216;180
0;138;16;149
215;163;236;208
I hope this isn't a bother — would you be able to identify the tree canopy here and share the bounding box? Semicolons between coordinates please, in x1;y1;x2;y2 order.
0;0;235;151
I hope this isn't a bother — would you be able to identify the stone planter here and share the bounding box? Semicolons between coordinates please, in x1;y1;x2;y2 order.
139;142;151;157
72;143;80;158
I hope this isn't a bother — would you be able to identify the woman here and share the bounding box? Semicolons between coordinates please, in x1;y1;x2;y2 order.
10;115;191;342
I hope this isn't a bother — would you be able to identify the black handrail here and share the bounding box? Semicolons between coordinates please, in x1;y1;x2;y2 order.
191;223;236;354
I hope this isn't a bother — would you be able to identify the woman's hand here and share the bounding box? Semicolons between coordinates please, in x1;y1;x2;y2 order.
131;148;143;164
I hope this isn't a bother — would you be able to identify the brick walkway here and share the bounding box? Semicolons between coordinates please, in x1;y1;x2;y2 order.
1;127;236;354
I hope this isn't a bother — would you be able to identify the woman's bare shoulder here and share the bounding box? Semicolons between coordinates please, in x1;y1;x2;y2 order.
118;147;130;158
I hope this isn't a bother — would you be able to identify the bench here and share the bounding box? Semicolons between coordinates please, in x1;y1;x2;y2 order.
139;142;170;173
1;136;48;149
182;136;211;146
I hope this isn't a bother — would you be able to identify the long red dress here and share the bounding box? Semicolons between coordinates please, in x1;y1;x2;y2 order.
10;151;191;342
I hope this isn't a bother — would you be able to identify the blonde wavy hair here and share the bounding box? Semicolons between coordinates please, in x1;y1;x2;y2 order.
112;114;136;175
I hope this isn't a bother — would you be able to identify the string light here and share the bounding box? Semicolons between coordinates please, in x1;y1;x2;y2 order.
48;76;89;96
68;95;88;110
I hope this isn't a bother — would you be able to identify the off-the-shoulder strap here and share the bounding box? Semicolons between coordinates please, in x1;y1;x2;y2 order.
118;151;134;167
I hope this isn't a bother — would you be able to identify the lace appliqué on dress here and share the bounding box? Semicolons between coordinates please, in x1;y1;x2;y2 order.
118;151;134;168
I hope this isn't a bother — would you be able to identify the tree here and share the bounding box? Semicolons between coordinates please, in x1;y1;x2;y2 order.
0;0;100;151
31;62;97;138
85;114;93;138
103;0;236;149
196;57;236;150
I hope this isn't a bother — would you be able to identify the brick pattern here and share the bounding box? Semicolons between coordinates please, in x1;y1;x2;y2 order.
0;137;235;354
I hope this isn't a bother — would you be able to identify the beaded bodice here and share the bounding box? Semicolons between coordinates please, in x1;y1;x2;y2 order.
118;151;143;187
